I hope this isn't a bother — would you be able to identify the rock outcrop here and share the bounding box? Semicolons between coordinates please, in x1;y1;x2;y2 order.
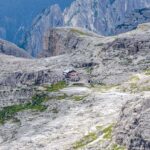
0;23;150;106
37;27;99;58
0;54;65;107
25;0;150;56
0;23;150;150
0;0;70;46
114;95;150;150
0;39;31;58
64;0;150;35
36;24;150;85
25;4;64;57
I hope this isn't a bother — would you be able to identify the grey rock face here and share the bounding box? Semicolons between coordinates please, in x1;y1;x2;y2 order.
0;86;35;108
1;23;150;107
0;53;67;107
114;95;150;150
0;68;64;107
0;87;132;150
25;0;150;56
64;0;150;35
0;69;63;87
0;39;31;58
2;23;150;82
25;4;64;57
0;66;64;107
0;0;71;45
37;27;97;58
114;8;150;34
36;25;150;84
0;23;150;149
0;27;149;100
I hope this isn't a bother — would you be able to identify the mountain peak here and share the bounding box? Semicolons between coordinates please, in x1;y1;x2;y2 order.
24;0;150;57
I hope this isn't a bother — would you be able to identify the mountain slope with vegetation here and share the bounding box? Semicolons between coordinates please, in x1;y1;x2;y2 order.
0;24;149;149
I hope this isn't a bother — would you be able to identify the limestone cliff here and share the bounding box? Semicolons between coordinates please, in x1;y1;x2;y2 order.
25;4;64;57
0;24;149;150
25;0;150;56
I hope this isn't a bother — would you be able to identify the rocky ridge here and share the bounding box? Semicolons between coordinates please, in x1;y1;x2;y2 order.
0;0;73;46
0;39;31;58
24;4;64;57
1;23;150;105
64;0;150;35
0;54;66;107
0;24;149;149
25;0;150;56
38;24;150;85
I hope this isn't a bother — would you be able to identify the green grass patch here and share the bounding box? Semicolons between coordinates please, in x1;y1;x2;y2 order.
96;125;104;131
92;84;118;92
46;81;67;92
121;78;150;93
112;144;125;150
85;67;93;74
130;75;140;82
72;132;98;149
102;124;114;140
52;94;68;100
70;28;89;36
56;94;68;100
50;94;86;101
130;83;138;92
0;104;24;124
145;69;150;75
0;93;48;124
121;83;150;93
73;95;87;101
140;86;150;91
